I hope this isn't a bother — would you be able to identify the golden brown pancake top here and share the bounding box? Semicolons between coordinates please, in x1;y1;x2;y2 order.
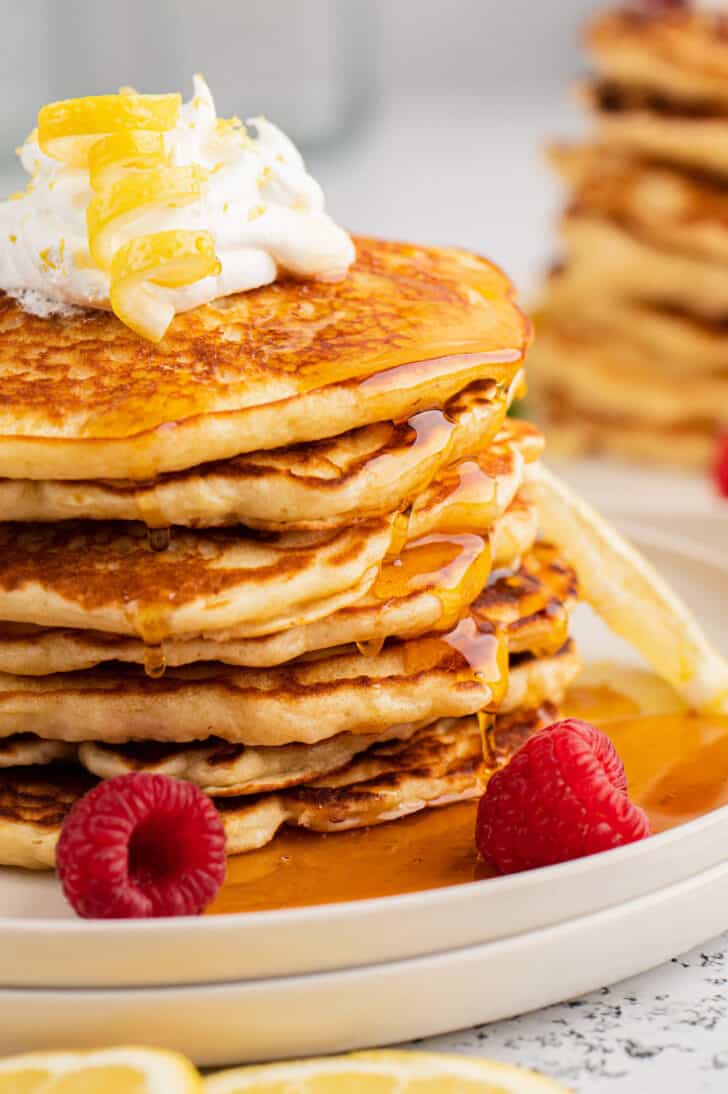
0;238;528;442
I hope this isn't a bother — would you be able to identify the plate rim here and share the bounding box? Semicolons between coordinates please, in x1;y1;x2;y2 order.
4;853;728;998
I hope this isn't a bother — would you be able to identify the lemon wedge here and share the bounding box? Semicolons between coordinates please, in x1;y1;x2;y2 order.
204;1050;568;1093
0;1045;201;1093
38;93;180;166
527;463;728;714
110;229;220;341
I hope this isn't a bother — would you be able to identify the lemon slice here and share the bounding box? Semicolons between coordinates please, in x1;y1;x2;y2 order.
87;165;209;270
38;93;180;166
527;463;728;714
0;1045;201;1092
204;1050;568;1093
88;131;170;191
110;229;220;341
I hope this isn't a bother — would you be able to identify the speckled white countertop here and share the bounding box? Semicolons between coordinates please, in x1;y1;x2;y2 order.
404;930;728;1091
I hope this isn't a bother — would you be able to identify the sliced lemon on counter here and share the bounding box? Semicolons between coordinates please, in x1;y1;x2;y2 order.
526;463;728;714
204;1050;569;1093
0;1045;201;1092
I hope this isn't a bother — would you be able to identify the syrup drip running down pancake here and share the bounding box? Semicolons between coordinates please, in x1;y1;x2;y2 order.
0;378;529;532
0;545;581;749
70;540;578;793
0;490;540;675
0;619;511;747
0;427;541;645
0;238;529;481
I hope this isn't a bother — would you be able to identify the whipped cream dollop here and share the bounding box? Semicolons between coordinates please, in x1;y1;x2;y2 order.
0;76;355;320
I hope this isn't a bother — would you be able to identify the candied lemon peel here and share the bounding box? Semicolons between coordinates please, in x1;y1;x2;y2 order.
35;87;219;340
111;230;221;341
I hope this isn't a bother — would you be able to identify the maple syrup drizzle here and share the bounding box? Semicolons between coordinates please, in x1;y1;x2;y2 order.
411;458;500;539
354;533;492;661
406;406;457;456
374;532;492;626
477;710;497;766
143;644;167;678
356;638;385;658
132;605;173;680
358;349;522;396
400;615;508;720
438;615;508;765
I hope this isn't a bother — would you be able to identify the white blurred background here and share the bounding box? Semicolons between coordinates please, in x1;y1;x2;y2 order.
1;0;603;296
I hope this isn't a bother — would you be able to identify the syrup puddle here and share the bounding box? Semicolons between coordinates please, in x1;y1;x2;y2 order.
210;662;728;916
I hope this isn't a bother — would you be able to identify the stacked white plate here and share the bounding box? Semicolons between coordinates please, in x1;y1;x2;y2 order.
2;519;727;1068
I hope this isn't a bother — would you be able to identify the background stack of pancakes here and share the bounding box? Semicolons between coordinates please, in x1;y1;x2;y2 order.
531;3;728;467
0;237;580;869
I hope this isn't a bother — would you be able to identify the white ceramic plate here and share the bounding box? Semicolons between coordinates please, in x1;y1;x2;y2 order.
0;523;726;990
2;857;728;1066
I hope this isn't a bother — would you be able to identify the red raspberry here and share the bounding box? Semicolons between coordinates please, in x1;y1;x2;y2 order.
476;719;650;874
56;773;227;918
713;433;728;499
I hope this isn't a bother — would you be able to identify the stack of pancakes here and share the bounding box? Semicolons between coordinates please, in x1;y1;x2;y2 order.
0;237;581;869
531;4;728;466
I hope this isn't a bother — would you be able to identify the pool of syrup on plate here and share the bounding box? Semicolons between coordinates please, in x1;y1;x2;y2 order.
208;664;728;915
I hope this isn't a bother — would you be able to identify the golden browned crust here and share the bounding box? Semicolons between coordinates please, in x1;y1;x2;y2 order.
473;542;579;656
0;238;530;480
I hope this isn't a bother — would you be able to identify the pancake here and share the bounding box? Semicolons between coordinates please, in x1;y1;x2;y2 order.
0;491;540;675
500;640;581;714
73;565;578;794
0;765;96;869
77;726;419;797
538;289;728;377
586;81;728;179
534;402;715;470
529;321;728;429
0;238;529;481
0;707;558;869
219;716;515;854
0;378;532;531
0;432;539;641
0;519;393;642
0;618;510;747
557;215;728;320
587;8;728;109
0;735;76;768
551;144;728;266
0;628;580;750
